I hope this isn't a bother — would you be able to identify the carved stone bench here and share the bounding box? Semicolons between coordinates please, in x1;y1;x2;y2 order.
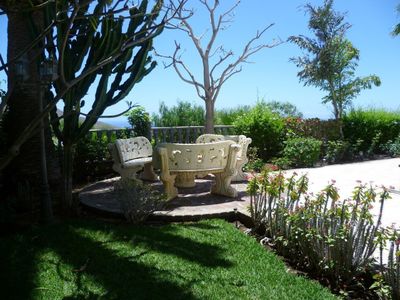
155;141;240;200
196;134;252;181
108;137;157;182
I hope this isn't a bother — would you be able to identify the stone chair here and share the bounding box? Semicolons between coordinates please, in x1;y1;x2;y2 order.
156;140;240;200
108;136;157;182
196;134;252;181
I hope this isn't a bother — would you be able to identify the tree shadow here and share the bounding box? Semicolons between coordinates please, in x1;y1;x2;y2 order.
0;231;40;299
2;220;233;299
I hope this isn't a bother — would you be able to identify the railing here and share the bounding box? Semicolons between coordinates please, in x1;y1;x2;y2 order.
88;125;235;144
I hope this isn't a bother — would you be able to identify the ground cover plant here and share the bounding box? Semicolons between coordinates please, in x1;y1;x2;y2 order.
0;219;336;300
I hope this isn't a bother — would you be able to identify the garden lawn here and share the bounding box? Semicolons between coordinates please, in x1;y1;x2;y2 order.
0;219;337;300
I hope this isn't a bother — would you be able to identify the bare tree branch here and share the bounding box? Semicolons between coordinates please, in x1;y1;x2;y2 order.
80;102;136;119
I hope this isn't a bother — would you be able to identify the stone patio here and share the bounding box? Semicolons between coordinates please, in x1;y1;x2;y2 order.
80;157;400;227
79;176;252;222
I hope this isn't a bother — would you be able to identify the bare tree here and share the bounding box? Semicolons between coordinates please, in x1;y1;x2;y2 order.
159;0;281;133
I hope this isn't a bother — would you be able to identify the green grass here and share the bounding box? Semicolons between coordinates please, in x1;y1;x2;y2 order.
0;219;337;300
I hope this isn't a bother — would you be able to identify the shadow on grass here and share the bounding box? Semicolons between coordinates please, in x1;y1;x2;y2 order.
1;220;233;299
0;230;39;299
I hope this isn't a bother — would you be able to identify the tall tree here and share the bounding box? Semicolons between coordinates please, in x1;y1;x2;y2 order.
159;0;280;133
0;1;61;217
288;0;380;138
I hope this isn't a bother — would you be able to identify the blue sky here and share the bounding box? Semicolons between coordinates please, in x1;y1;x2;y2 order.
0;0;399;127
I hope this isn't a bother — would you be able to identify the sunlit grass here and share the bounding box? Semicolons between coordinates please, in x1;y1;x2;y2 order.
0;219;337;299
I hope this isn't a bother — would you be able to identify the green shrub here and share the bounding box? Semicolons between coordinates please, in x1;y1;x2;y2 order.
243;146;265;172
324;140;350;163
284;117;341;141
383;136;400;157
343;109;400;154
125;106;151;137
234;102;285;161
114;179;166;224
271;157;292;170
73;132;119;182
281;137;322;168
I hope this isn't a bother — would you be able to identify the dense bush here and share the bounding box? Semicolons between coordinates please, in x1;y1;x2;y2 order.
125;106;151;137
234;102;285;161
343;109;400;154
152;101;204;126
382;136;400;157
73;131;127;182
243;146;265;172
284;117;341;141
281;137;322;168
324;140;351;163
247;170;390;293
114;179;166;224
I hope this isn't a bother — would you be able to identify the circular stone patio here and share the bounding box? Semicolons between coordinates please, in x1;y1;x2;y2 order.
80;158;400;227
79;176;252;222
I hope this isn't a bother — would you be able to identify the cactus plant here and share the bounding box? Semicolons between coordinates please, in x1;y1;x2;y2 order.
40;0;165;208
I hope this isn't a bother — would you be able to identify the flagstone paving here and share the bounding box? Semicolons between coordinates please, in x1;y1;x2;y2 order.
80;158;400;227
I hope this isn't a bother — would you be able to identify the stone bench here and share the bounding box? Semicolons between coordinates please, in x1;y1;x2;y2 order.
196;134;252;181
108;137;157;182
155;141;240;200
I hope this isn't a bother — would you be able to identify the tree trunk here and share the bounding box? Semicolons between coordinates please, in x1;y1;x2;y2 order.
205;99;214;133
3;3;60;216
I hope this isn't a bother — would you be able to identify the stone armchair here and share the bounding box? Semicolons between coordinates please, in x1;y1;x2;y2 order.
108;136;158;182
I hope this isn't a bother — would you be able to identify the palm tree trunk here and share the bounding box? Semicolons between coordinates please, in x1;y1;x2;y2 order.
3;3;60;215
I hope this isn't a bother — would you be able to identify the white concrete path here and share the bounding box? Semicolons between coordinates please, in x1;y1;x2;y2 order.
284;158;400;229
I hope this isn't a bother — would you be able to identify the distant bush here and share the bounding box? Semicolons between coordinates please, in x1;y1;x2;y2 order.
215;105;251;125
343;109;400;154
281;137;322;168
152;101;204;127
125;106;151;137
265;100;303;118
234;102;285;161
284;117;341;141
